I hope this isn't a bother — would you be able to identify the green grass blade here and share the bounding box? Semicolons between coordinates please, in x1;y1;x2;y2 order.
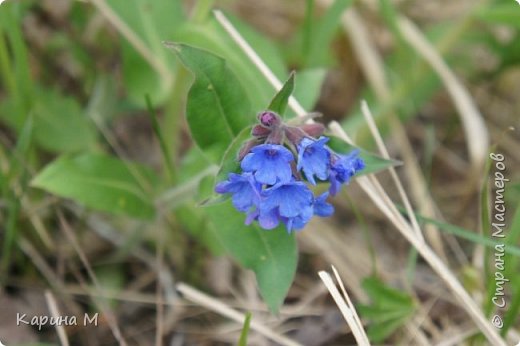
409;210;520;257
238;312;252;346
145;94;176;183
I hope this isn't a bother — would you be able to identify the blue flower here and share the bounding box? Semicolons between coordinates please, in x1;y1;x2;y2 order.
297;137;330;185
329;151;365;196
282;206;314;232
261;181;314;218
313;192;334;217
251;181;314;232
241;144;294;185
215;172;261;212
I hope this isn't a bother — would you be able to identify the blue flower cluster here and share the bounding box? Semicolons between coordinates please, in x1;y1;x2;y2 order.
215;111;365;232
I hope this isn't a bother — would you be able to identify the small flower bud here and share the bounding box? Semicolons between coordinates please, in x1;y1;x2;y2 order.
258;111;281;127
284;126;307;146
251;124;271;137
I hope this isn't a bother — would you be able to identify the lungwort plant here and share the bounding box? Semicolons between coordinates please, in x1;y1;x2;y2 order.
166;43;393;312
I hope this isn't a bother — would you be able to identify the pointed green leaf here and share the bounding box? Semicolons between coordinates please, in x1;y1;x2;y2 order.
173;13;287;111
267;72;295;116
0;86;96;153
292;68;327;113
362;277;415;307
32;88;96;153
365;315;412;342
166;43;253;162
476;4;520;28
31;154;157;219
205;202;298;313
357;276;415;342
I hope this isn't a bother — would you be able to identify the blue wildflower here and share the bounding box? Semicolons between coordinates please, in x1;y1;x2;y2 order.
282;206;314;232
215;108;367;233
297;137;330;185
261;181;314;217
253;181;314;232
329;151;365;196
241;144;294;185
313;192;334;217
215;172;261;212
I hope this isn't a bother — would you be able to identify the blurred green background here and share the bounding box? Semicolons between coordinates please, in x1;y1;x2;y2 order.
0;0;519;345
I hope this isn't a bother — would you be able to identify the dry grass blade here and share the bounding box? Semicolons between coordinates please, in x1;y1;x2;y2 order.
325;3;449;261
331;266;371;345
57;211;128;346
327;122;507;346
318;271;371;346
213;10;306;116
176;283;303;346
397;16;489;170
360;100;424;242
44;290;70;346
320;1;449;261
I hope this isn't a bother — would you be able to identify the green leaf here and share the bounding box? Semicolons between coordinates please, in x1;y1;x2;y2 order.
214;127;252;184
357;276;415;342
327;136;401;176
31;154;157;219
362;277;415;308
476;4;520;28
167;43;253;162
0;86;95;154
292;68;327;113
268;72;295;116
365;315;412;342
238;312;252;346
173;13;287;111
205;202;298;313
32;88;96;153
197;127;253;207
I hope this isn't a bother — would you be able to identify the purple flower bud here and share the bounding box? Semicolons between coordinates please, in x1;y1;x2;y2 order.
258;111;281;127
251;125;271;137
284;126;307;146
